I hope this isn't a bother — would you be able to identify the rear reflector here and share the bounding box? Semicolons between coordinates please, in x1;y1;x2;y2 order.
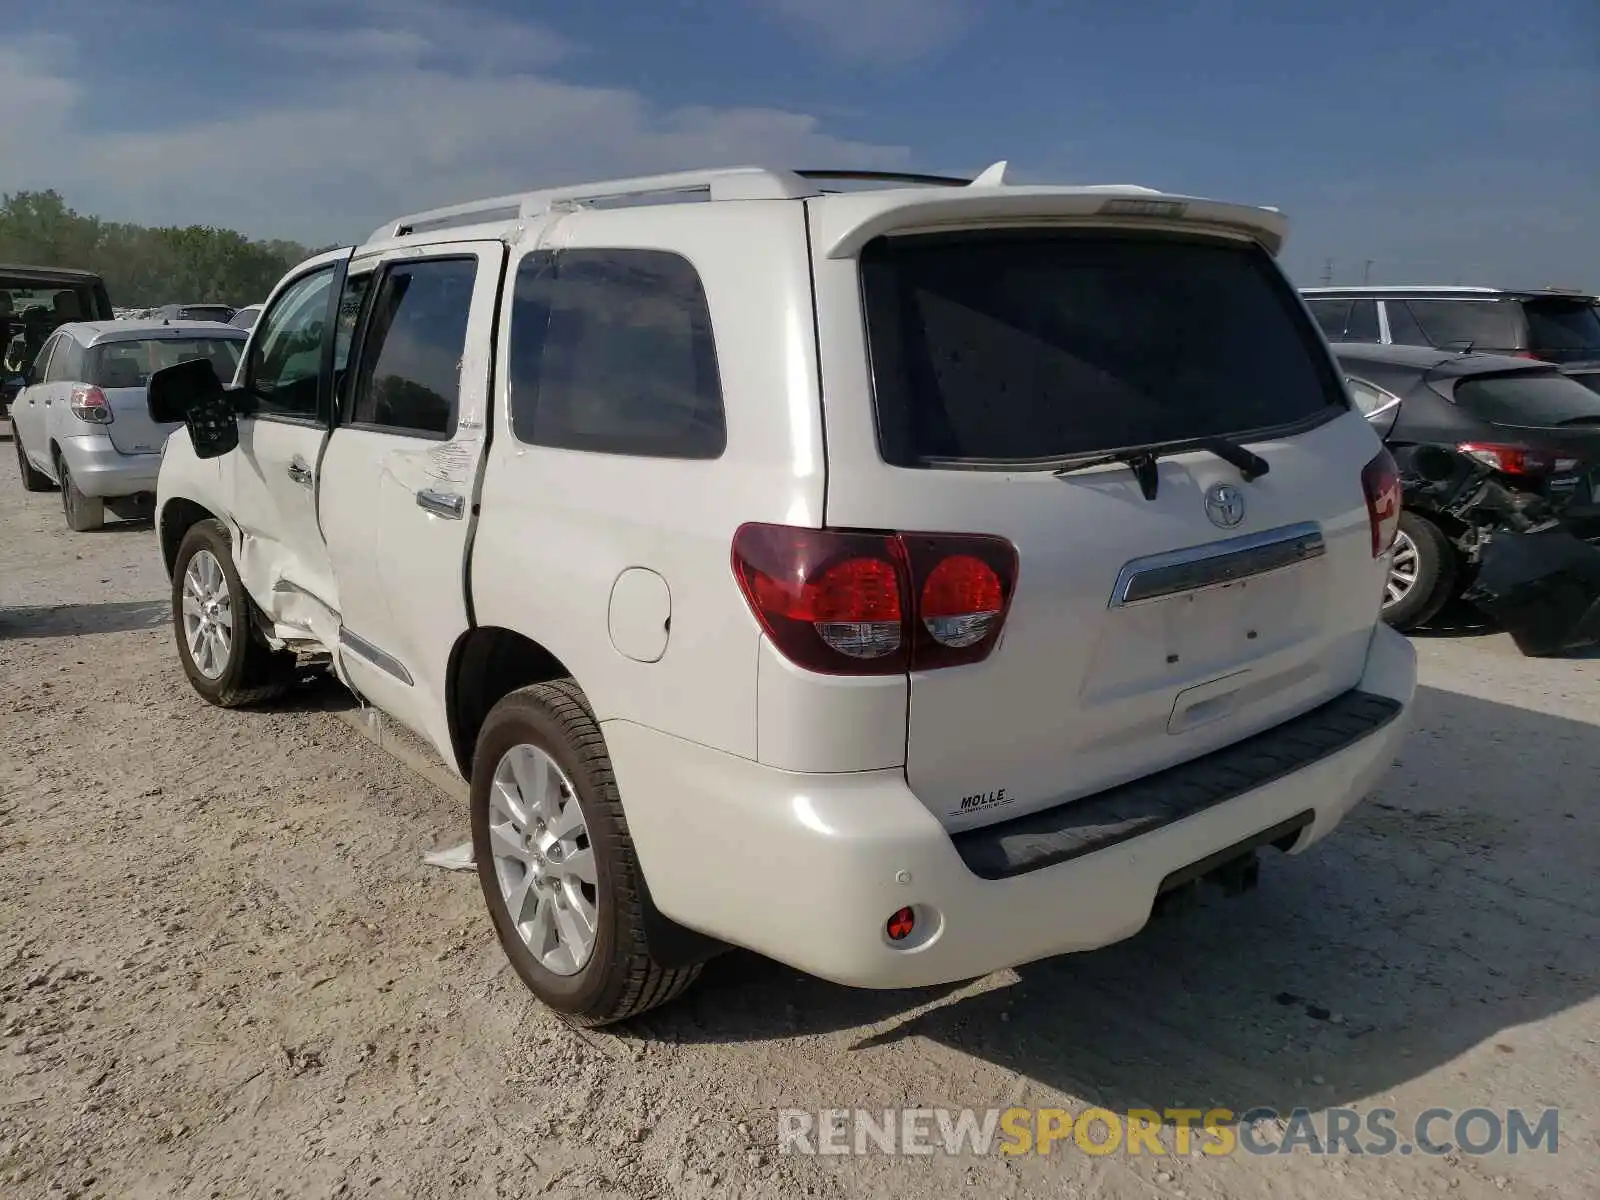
731;524;1018;675
886;907;915;941
1361;448;1401;557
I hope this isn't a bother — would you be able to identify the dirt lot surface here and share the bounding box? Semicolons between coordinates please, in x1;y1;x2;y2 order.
2;433;1598;1200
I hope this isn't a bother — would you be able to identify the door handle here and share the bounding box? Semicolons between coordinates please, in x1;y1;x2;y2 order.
416;488;465;519
286;460;313;487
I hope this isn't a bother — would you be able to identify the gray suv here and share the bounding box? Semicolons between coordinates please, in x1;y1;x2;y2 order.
1300;286;1600;394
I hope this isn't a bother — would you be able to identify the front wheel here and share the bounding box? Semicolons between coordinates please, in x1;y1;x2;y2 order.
170;519;296;707
1382;512;1458;631
471;681;702;1025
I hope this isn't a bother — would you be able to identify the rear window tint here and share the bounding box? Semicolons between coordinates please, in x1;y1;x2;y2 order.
860;232;1345;466
1452;372;1600;427
1404;300;1522;351
1524;300;1600;354
87;338;243;389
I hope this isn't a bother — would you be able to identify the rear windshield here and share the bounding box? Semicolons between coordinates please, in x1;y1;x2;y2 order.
86;337;244;389
1402;299;1522;351
1524;299;1600;355
1452;371;1600;427
859;232;1346;466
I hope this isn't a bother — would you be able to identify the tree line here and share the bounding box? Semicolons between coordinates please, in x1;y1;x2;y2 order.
0;190;336;308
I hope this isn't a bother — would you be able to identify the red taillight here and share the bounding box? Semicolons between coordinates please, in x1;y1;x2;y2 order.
1360;448;1401;558
1456;442;1575;476
731;524;1018;675
69;385;113;425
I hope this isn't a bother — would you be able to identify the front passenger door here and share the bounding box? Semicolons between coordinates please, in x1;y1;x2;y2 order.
227;255;351;650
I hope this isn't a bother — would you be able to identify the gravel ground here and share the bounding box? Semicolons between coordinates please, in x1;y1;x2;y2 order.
2;429;1597;1200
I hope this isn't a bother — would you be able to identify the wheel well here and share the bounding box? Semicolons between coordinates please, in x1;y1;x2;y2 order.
159;498;220;580
446;627;573;776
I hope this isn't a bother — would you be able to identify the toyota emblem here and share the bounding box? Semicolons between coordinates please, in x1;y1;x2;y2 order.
1204;482;1246;529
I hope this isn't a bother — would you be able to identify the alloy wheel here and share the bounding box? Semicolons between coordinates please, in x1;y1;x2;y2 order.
487;743;599;976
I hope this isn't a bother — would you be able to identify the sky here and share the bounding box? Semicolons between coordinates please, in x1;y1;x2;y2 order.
3;0;1597;288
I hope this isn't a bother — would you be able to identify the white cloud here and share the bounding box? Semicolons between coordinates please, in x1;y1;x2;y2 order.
750;0;974;65
0;15;912;246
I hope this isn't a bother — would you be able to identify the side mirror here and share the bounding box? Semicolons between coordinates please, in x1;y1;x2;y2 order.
147;357;240;459
1412;445;1458;483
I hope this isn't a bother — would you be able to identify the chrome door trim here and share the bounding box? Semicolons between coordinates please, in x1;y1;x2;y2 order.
338;627;414;685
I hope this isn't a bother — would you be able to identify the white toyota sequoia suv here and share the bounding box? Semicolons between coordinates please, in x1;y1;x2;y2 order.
148;165;1417;1024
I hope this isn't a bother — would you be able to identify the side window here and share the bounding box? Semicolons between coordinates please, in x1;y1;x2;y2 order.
1306;299;1352;341
34;335;64;382
349;258;477;437
509;248;726;459
247;266;337;420
333;271;375;417
1384;301;1429;346
57;340;87;383
1346;299;1379;342
1345;376;1397;417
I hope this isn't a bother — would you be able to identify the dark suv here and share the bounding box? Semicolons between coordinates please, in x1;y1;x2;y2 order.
1301;286;1600;394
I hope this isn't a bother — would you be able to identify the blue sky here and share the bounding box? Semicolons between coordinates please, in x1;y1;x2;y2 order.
3;0;1596;287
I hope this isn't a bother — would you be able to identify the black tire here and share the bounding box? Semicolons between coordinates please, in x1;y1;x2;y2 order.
1382;512;1457;631
170;519;296;707
59;458;104;531
14;431;52;492
471;680;702;1026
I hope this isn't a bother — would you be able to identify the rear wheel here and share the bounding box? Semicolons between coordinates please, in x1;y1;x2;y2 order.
471;681;702;1025
59;458;104;532
1382;512;1457;631
171;519;296;707
13;432;52;492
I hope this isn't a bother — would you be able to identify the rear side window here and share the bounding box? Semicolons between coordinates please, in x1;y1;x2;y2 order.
1453;372;1600;427
1346;299;1379;341
1384;300;1427;345
349;258;476;437
860;232;1345;466
1524;300;1600;355
1307;298;1352;340
507;249;725;459
87;338;243;389
41;335;76;383
1405;300;1522;351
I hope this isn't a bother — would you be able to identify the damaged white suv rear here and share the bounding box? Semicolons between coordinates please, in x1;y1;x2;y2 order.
149;165;1416;1025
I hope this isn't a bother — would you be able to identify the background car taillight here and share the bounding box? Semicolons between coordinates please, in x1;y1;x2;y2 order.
68;385;113;425
731;523;1018;675
1361;448;1401;557
1457;442;1577;476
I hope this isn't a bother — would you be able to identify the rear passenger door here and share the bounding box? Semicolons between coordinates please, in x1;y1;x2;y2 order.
13;333;62;468
317;243;504;762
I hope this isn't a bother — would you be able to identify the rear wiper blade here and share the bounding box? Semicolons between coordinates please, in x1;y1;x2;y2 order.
1198;436;1271;483
1053;437;1269;501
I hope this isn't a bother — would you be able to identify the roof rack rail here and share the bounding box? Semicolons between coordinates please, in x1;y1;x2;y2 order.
369;163;1030;242
372;166;822;242
793;169;973;188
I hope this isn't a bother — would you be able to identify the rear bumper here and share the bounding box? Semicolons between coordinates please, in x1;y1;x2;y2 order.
56;436;160;498
609;623;1416;989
